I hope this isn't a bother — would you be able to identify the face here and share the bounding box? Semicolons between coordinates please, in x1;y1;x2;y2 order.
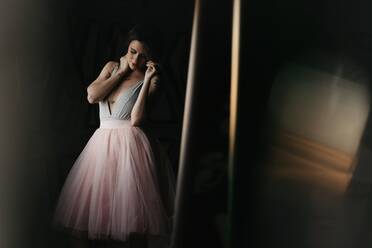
126;40;149;71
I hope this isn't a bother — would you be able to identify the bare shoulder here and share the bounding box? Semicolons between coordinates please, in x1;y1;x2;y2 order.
98;61;119;79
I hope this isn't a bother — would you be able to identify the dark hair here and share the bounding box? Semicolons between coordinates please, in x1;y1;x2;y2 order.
126;24;162;61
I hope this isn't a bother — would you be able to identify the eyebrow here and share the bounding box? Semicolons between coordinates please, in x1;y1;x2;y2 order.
130;47;148;58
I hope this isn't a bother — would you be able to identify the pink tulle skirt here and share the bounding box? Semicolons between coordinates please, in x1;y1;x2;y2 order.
53;119;175;242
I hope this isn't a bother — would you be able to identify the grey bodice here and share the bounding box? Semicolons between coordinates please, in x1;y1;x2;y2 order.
99;80;143;121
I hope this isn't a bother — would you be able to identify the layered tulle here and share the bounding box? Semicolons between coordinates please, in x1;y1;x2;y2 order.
53;120;175;241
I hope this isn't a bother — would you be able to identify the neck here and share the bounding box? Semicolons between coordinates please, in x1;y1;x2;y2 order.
128;69;145;79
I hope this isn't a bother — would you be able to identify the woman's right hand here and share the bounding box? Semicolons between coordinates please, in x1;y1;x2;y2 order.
117;55;130;75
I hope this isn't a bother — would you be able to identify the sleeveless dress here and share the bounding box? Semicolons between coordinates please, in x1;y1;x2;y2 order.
53;79;176;242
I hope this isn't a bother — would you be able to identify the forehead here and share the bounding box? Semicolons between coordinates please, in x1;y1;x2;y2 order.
128;40;149;54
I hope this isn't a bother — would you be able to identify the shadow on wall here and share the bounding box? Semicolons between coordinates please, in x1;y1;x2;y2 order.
259;52;371;248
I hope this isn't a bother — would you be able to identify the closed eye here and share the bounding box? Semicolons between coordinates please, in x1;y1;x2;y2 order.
130;47;147;60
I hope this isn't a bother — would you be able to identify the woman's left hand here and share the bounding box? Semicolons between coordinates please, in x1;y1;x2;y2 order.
144;61;159;82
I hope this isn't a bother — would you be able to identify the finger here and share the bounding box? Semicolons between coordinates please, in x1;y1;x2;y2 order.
147;61;157;66
148;65;156;72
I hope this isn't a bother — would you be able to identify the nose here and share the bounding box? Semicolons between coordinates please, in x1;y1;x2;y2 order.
132;55;139;64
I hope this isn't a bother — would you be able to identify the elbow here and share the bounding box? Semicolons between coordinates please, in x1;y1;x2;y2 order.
87;87;99;104
130;117;143;127
87;94;98;104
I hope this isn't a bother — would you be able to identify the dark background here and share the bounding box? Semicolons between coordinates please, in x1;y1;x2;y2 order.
236;1;372;248
2;0;372;247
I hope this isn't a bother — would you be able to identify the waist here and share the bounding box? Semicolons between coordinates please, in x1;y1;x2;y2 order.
99;119;132;129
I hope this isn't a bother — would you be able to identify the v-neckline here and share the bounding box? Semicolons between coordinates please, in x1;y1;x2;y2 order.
107;79;143;116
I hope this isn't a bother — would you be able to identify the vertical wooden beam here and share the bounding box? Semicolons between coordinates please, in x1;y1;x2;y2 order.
170;0;201;247
228;0;241;247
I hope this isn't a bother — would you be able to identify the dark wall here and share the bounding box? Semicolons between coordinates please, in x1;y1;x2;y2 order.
0;0;193;247
235;1;372;248
4;0;372;247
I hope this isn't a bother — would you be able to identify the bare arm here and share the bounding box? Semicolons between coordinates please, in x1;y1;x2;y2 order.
130;66;159;126
87;57;129;104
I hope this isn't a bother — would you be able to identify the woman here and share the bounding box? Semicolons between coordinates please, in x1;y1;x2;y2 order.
53;25;176;247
